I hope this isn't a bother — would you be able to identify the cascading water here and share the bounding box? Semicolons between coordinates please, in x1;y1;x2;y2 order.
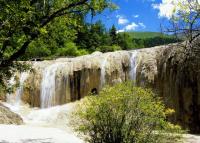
3;64;83;143
6;72;29;109
15;72;29;105
40;63;62;108
100;57;108;88
129;51;138;81
6;77;15;104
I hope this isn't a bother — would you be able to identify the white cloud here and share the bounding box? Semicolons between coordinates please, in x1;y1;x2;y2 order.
117;22;146;33
153;0;200;19
133;14;139;18
118;17;129;25
138;22;146;29
117;15;129;25
117;29;125;33
125;22;139;31
152;0;176;19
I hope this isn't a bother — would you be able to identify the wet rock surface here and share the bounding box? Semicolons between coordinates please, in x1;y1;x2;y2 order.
0;103;23;125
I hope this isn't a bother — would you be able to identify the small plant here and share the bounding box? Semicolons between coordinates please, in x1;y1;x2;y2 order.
73;82;184;143
97;45;121;53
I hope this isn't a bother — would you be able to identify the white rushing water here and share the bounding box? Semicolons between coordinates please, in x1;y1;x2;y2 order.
1;101;85;143
40;63;62;108
129;51;138;81
15;72;29;105
6;72;29;110
3;68;82;142
100;57;108;88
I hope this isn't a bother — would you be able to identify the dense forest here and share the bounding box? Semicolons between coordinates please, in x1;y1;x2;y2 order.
22;21;180;60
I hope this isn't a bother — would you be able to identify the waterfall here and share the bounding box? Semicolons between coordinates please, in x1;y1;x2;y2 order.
6;77;16;104
6;72;29;110
15;72;29;105
129;51;138;81
40;63;63;108
100;57;108;88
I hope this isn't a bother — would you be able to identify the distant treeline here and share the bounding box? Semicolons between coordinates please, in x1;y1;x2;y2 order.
131;36;180;48
22;21;181;60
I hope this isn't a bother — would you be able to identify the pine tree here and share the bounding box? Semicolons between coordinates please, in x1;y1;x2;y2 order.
109;25;117;45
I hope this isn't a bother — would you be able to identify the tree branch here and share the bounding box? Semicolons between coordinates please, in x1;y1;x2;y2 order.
0;38;11;58
41;0;89;27
0;38;32;68
0;0;91;68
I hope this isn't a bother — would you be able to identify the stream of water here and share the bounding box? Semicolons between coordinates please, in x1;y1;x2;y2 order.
129;51;138;81
6;72;29;111
100;57;108;88
40;63;65;108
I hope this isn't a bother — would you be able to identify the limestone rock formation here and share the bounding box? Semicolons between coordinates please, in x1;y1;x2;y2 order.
21;51;131;108
136;43;200;133
5;42;200;133
0;103;23;125
157;43;200;133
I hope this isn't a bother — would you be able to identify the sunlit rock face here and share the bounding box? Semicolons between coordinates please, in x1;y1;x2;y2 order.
6;43;200;133
156;44;200;133
136;43;200;133
21;51;132;108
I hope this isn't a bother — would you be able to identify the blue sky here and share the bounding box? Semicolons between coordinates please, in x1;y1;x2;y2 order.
87;0;170;32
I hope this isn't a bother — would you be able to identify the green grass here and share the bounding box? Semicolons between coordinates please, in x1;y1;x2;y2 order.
121;32;170;39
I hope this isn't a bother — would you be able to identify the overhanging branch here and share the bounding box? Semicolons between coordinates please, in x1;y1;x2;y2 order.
41;0;89;27
0;0;91;68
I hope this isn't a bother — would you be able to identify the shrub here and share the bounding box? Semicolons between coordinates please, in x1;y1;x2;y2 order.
56;42;79;57
26;44;52;58
77;49;89;56
97;45;121;53
56;42;89;57
73;82;184;143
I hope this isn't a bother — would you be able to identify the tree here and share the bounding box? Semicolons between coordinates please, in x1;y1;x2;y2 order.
76;21;112;52
0;0;116;89
73;82;183;143
117;33;134;50
109;24;117;45
23;17;78;60
167;0;200;43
